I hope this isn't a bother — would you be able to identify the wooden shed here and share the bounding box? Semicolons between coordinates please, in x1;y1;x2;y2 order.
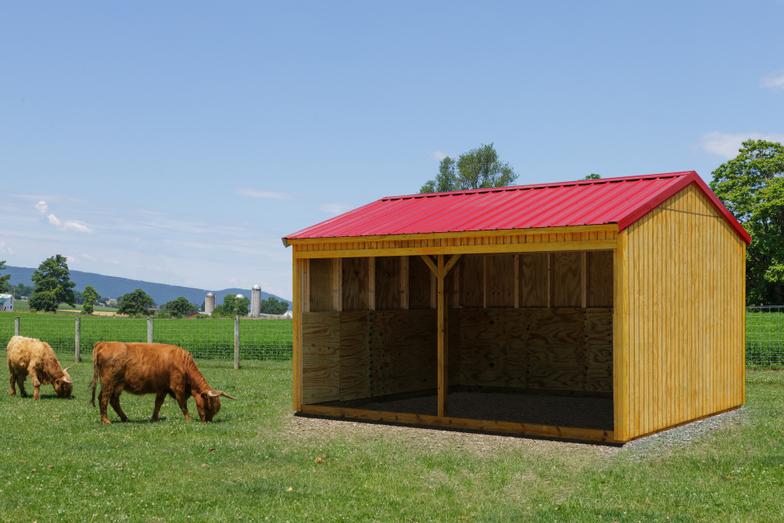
283;171;750;443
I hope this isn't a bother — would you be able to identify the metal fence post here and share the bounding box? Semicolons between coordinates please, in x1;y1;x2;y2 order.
147;317;154;343
74;316;81;362
14;316;20;336
234;316;240;370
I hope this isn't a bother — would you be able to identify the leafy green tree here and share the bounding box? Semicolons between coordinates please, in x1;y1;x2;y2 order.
118;289;155;316
82;286;99;315
260;296;290;315
11;283;33;299
420;144;517;193
213;294;250;317
30;255;76;312
585;173;602;180
162;296;198;318
710;139;784;304
0;260;9;294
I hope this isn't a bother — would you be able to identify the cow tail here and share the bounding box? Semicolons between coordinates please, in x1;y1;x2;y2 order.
90;346;100;407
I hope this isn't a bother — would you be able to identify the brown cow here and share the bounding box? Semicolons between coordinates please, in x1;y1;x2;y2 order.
7;336;73;400
90;342;235;425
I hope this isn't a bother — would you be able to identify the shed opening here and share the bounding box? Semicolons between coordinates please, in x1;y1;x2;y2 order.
299;250;614;432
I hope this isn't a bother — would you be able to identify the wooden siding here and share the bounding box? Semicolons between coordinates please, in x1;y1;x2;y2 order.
614;184;746;441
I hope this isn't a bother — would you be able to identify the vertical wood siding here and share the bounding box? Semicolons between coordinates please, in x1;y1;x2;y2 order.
614;185;745;441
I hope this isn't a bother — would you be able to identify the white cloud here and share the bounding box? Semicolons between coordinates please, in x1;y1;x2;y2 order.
35;200;48;214
432;150;448;161
236;188;291;200
700;131;784;159
319;203;350;215
47;213;92;233
761;71;784;90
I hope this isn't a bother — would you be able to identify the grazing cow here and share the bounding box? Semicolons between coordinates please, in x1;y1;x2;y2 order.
90;342;236;425
7;336;73;400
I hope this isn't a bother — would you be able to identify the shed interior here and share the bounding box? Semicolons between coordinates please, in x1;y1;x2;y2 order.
301;250;614;431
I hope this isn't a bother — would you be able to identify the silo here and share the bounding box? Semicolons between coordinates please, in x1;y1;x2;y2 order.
205;292;215;315
251;284;262;317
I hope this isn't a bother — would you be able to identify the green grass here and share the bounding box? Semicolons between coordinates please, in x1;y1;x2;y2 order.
0;362;782;521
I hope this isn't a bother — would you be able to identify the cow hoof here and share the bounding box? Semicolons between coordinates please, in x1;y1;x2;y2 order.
101;418;112;425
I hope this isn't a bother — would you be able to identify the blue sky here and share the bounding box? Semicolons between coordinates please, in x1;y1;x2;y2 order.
1;1;782;300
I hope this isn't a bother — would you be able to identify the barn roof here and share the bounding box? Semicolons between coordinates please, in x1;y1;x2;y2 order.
284;171;750;245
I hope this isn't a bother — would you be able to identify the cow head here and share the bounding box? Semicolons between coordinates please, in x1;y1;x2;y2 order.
54;368;73;398
195;390;236;422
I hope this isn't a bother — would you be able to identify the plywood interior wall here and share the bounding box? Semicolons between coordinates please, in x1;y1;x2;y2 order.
452;308;612;393
301;310;435;404
615;184;745;441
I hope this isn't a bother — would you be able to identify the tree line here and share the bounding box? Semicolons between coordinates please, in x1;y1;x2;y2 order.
0;257;289;316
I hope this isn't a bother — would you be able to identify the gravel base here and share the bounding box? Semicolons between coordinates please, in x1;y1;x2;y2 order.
334;391;613;429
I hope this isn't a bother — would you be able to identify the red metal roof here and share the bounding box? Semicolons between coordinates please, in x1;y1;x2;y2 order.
284;171;750;245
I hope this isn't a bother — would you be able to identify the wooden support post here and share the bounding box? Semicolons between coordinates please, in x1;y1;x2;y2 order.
292;255;303;411
234;315;240;370
147;317;153;343
332;258;342;312
400;256;409;309
14;316;20;336
436;254;447;417
368;257;376;311
302;259;310;313
581;251;588;309
74;316;81;363
514;254;520;308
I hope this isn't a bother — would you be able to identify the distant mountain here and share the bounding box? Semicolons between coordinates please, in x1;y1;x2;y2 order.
2;265;290;309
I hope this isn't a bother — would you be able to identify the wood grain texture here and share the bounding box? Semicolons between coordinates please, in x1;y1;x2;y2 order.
486;254;516;307
520;253;549;307
341;257;368;311
461;255;485;308
551;252;582;307
409;256;433;309
302;311;340;404
615;184;746;441
309;258;334;312
375;257;401;311
587;251;614;307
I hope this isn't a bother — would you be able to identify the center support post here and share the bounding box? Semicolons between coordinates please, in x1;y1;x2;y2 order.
421;254;461;417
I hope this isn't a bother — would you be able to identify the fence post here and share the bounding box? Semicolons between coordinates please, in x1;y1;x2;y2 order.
234;316;240;370
14;316;20;336
147;317;154;343
74;316;81;362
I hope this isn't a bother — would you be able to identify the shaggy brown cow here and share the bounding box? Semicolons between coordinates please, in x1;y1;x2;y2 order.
7;336;73;400
90;342;235;425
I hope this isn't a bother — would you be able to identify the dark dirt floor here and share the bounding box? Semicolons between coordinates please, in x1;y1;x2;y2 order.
328;391;614;429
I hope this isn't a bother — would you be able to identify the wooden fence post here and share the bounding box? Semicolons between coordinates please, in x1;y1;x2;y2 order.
234;316;240;370
147;317;153;343
14;316;20;336
74;316;81;362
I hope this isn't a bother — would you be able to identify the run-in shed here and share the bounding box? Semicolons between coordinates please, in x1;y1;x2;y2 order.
283;171;749;443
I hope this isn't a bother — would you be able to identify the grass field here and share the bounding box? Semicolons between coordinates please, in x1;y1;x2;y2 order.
0;361;782;521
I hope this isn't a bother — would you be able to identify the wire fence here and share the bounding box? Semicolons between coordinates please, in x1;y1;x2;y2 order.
0;314;292;364
1;307;783;368
746;306;784;368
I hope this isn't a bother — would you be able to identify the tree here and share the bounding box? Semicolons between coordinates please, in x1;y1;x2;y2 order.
82;286;99;315
213;294;249;317
420;144;517;193
0;260;9;294
162;296;198;318
29;255;75;312
585;173;602;180
11;283;33;299
710;139;784;304
118;289;155;316
261;296;290;315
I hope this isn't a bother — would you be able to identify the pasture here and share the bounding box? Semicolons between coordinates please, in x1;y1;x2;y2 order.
1;360;782;521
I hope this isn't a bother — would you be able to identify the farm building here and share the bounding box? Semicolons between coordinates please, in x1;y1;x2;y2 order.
283;171;749;443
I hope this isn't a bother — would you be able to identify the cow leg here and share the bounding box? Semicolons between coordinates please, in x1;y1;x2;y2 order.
174;392;191;422
8;365;16;396
151;392;166;422
16;374;28;398
99;385;113;425
30;375;41;401
109;391;129;422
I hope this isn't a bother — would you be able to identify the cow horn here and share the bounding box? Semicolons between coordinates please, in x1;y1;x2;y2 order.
207;390;236;400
